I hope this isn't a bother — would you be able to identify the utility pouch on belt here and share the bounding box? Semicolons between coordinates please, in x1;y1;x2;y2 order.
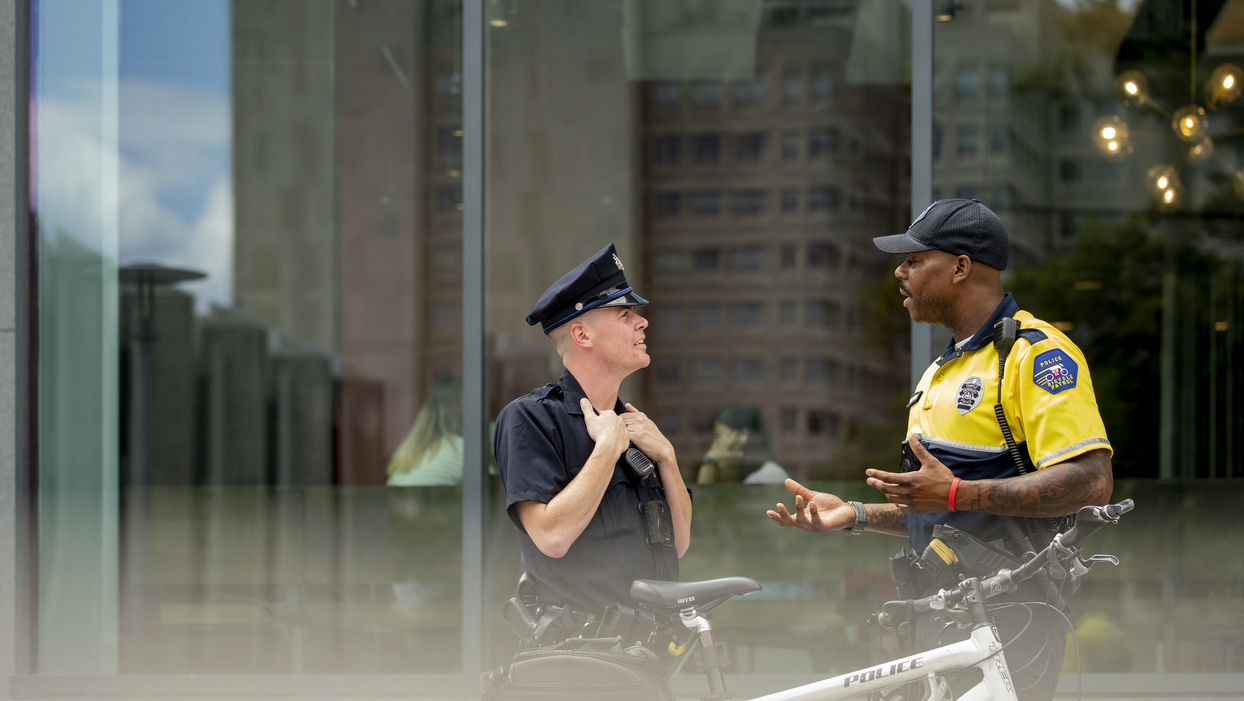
891;525;1023;604
889;547;922;601
639;500;673;549
922;523;1020;581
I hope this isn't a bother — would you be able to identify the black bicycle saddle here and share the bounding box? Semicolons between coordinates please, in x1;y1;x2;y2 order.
630;576;762;610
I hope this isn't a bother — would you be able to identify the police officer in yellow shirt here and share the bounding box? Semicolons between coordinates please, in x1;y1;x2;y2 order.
766;199;1114;701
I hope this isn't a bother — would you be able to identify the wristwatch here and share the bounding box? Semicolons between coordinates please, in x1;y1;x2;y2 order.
844;501;867;535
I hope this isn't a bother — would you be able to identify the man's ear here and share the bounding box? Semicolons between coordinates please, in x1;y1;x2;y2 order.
568;320;593;349
951;254;973;283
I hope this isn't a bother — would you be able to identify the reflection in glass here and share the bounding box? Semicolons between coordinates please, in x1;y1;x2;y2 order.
33;0;467;676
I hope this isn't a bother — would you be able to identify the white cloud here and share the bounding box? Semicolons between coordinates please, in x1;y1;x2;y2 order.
34;76;235;309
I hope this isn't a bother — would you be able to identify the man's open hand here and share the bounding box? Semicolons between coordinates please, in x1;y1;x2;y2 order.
766;479;854;533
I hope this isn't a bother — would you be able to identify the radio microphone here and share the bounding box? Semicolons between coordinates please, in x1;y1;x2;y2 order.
624;447;656;481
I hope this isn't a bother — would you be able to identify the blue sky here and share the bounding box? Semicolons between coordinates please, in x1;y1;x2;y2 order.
33;0;234;308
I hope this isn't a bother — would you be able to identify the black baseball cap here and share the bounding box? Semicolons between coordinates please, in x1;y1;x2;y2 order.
872;199;1009;270
526;243;649;333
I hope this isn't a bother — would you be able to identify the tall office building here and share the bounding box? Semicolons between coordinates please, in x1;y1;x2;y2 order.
638;5;911;478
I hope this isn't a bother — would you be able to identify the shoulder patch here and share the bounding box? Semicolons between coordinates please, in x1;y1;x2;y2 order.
1033;349;1078;394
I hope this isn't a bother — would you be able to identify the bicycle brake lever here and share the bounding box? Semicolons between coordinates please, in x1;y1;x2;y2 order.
1065;553;1120;581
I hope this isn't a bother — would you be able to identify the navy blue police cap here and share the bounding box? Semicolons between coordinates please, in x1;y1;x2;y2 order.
526;243;649;333
872;199;1009;271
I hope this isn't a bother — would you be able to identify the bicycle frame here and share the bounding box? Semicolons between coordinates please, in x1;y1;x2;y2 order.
552;501;1133;701
746;623;1017;701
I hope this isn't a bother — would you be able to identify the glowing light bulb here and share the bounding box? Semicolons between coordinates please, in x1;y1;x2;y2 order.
1172;105;1207;142
1147;164;1178;195
1149;167;1183;210
1187;137;1213;164
1117;70;1148;106
1158;181;1184;211
1207;63;1243;109
1091;115;1129;158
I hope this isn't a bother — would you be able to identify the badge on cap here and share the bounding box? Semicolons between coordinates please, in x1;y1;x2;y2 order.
909;201;937;229
613;253;624;271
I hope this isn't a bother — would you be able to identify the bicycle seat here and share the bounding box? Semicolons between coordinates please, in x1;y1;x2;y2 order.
630;576;761;610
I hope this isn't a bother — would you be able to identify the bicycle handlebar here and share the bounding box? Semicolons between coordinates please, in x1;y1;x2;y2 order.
873;499;1134;630
1055;499;1134;549
1006;498;1133;584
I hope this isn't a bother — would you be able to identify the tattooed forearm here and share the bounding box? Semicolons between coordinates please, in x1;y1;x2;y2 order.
963;449;1113;517
865;503;910;536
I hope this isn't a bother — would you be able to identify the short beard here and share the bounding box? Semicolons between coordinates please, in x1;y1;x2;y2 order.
908;288;952;327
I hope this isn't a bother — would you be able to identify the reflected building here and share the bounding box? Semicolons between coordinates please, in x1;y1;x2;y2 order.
228;1;465;484
195;0;1243;486
638;5;911;478
932;0;1244;479
227;1;913;482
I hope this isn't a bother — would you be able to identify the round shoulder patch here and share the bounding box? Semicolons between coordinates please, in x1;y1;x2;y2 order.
1033;349;1078;394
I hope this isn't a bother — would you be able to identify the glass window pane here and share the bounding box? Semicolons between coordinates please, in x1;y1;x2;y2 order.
734;132;766;162
692;133;721;164
954;65;979;99
936;3;1244;685
733;69;767;106
957;125;980;155
728;246;766;272
781;129;800;160
30;0;467;678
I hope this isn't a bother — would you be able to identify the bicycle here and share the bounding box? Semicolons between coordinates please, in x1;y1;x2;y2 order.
487;499;1133;700
636;499;1133;700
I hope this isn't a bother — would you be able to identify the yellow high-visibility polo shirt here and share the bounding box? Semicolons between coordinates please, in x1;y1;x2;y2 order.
903;293;1112;553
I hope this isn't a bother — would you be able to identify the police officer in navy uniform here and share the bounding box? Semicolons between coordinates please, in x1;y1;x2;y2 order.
766;200;1113;701
495;243;692;616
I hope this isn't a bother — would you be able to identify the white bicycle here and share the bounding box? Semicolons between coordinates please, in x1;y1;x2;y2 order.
625;499;1134;701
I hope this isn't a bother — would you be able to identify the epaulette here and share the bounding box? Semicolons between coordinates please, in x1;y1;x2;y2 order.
1017;328;1047;345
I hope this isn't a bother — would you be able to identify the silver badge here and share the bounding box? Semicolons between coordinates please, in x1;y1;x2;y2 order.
612;253;624;271
956;375;983;415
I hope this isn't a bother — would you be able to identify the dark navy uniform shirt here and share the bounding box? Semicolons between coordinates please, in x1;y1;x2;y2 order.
495;369;680;614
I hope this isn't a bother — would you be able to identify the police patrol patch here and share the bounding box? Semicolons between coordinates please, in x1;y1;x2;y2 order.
1033;349;1078;394
956;375;984;414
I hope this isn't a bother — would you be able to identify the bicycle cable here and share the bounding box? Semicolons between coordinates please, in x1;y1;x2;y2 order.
987;598;1084;701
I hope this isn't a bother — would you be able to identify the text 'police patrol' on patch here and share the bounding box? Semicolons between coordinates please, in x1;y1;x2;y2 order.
1032;349;1078;394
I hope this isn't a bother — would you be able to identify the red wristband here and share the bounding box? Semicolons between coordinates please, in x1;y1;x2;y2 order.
948;477;962;512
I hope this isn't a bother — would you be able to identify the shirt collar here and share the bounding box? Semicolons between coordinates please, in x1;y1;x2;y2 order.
938;292;1018;360
556;368;625;416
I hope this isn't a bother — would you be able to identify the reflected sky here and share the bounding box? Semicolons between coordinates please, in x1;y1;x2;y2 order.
33;0;232;309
